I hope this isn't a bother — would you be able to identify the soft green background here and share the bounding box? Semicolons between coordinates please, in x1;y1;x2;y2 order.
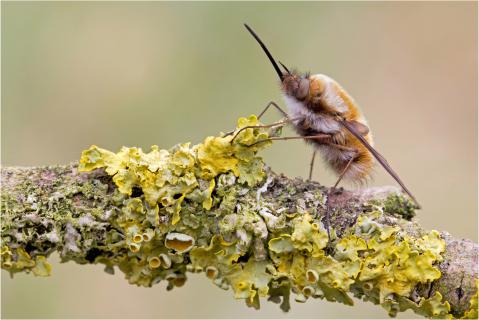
2;2;477;318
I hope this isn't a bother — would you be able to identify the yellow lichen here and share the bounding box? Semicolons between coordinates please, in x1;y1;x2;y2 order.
196;136;239;179
32;256;52;277
264;211;447;315
268;235;295;254
190;235;240;273
355;215;445;302
462;280;478;319
1;246;13;268
14;247;35;269
202;179;215;210
227;259;272;308
79;115;271;223
394;292;451;319
1;247;52;276
290;213;329;257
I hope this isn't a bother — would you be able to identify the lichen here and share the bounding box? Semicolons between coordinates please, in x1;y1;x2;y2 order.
165;233;195;253
0;115;454;318
462;281;478;319
383;193;417;220
1;246;51;277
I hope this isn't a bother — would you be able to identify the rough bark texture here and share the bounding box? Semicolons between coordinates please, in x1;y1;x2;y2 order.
1;163;477;318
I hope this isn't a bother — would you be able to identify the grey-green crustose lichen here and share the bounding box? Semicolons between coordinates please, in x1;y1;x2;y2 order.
0;115;463;318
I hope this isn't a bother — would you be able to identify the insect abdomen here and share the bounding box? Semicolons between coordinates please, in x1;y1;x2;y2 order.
322;138;374;183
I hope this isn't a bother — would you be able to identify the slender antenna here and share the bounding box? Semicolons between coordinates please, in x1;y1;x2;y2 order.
278;61;291;74
244;24;284;81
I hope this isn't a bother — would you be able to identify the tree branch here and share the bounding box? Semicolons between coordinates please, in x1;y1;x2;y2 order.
1;117;477;318
1;163;477;318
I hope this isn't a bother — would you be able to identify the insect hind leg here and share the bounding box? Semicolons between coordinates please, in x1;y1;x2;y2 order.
331;146;359;189
308;151;316;180
320;144;360;251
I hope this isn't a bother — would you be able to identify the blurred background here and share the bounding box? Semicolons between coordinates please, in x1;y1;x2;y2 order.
2;2;477;318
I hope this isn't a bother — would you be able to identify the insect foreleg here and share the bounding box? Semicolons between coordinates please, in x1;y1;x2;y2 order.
258;101;288;119
223;101;289;138
229;119;290;144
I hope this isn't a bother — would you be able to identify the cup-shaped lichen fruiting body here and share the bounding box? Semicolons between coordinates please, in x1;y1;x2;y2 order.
142;229;155;242
173;275;187;287
205;266;219;279
302;286;316;297
164;232;195;253
128;242;141;253
148;256;161;269
363;281;374;291
132;233;143;244
159;253;172;269
306;269;319;283
125;224;143;244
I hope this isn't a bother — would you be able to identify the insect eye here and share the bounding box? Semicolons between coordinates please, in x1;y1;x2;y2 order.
296;78;310;100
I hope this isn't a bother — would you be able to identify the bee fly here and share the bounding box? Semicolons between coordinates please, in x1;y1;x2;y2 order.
232;24;420;209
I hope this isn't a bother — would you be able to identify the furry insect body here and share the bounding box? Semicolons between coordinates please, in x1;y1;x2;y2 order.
283;73;374;183
243;23;420;207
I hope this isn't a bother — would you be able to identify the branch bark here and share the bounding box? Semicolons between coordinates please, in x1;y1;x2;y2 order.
1;163;477;318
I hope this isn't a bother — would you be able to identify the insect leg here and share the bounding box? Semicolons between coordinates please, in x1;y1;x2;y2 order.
247;134;331;147
309;141;355;181
324;142;357;152
338;118;421;208
308;142;358;251
229;119;290;144
258;101;288;120
324;207;333;253
332;154;357;189
322;142;359;189
223;101;289;138
308;151;316;180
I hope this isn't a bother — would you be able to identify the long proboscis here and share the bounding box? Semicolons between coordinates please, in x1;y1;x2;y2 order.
244;24;284;81
339;119;421;209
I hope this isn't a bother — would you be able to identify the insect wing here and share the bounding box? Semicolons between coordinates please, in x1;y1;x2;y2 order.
339;119;421;208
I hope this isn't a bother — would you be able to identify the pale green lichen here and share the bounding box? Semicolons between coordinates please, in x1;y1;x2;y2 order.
1;114;458;318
